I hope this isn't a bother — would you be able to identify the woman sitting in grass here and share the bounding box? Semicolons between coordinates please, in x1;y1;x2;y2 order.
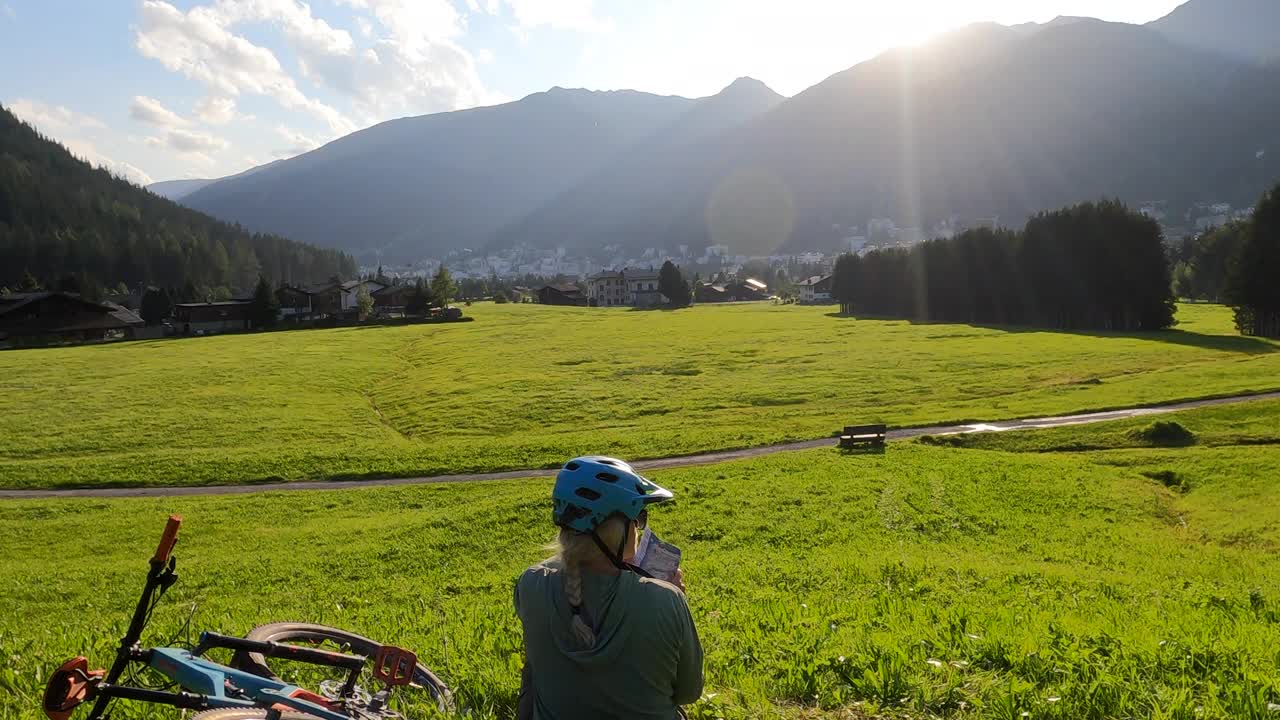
514;456;703;720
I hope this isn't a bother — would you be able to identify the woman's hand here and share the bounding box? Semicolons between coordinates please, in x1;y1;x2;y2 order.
671;567;686;594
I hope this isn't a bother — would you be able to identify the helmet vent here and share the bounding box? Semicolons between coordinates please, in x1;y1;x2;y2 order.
598;459;618;467
596;472;619;483
565;461;580;471
575;487;602;501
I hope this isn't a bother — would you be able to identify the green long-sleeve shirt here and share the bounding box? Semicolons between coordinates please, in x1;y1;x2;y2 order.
514;560;704;720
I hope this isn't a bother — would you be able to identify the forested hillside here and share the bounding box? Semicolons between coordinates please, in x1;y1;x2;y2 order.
0;106;354;295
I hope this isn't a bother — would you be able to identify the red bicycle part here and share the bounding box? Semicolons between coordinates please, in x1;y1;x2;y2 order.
371;646;417;688
43;657;105;720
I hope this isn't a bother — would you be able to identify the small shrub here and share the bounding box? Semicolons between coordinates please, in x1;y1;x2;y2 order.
916;434;968;448
1128;420;1196;447
1142;469;1191;493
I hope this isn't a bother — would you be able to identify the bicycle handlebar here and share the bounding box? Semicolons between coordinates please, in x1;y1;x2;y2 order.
151;515;182;565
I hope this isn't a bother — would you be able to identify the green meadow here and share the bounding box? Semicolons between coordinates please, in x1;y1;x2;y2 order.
2;399;1278;719
2;302;1278;490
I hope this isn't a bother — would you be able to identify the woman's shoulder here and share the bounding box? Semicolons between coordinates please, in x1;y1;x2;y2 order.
630;574;689;611
519;559;562;584
514;560;562;612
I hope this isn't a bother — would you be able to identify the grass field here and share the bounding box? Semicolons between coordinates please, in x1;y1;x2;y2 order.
2;400;1279;719
2;302;1279;489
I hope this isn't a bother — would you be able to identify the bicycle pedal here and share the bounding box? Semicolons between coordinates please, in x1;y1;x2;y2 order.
371;646;416;687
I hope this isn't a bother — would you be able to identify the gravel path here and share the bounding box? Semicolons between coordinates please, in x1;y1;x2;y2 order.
4;390;1277;500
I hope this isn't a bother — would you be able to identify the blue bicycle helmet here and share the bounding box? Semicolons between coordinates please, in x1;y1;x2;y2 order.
552;456;673;533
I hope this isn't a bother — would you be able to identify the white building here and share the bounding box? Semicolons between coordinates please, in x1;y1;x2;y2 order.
586;267;666;307
586;270;627;306
339;280;386;311
624;267;664;307
796;275;833;304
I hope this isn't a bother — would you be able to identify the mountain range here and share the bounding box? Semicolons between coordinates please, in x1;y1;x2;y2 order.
162;0;1280;262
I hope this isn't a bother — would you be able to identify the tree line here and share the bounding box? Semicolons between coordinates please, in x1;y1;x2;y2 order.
1164;182;1279;336
832;200;1176;331
1221;183;1280;337
0;105;355;298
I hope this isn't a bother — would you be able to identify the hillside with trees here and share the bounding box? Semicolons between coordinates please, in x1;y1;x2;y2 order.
0;105;355;297
1226;183;1280;337
832;200;1175;331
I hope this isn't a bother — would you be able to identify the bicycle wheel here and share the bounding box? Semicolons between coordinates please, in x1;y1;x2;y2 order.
190;711;316;720
232;623;452;713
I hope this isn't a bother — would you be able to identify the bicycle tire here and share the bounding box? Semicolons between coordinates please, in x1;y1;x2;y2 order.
232;623;453;712
190;710;317;720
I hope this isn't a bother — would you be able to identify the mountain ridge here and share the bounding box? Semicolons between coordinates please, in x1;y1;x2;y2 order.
175;1;1280;261
180;78;783;261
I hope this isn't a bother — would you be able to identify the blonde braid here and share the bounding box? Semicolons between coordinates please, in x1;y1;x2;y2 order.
564;554;595;647
552;517;629;648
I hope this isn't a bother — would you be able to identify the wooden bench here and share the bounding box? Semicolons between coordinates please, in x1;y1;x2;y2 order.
839;423;887;449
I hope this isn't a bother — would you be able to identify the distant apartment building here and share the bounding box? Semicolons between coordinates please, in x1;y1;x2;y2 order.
796;275;834;304
587;270;626;306
587;267;666;307
625;267;665;307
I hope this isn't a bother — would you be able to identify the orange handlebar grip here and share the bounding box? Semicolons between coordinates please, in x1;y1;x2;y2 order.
152;515;182;564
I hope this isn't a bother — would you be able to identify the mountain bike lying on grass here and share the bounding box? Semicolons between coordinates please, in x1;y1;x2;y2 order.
43;516;452;720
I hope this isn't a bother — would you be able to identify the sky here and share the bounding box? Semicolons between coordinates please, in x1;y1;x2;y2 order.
0;0;1187;186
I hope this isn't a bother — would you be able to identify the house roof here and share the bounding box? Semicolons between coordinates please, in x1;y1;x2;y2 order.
623;267;660;280
371;283;412;296
301;282;345;295
174;300;254;308
0;291;144;330
796;275;832;287
743;278;768;291
341;280;387;292
540;283;584;296
102;302;144;327
588;270;624;280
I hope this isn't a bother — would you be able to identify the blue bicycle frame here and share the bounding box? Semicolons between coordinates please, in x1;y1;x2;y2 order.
148;646;350;720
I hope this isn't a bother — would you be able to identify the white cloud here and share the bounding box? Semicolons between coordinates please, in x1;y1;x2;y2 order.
113;161;156;186
503;0;610;32
9;99;105;134
476;47;494;64
133;0;354;135
135;0;498;146
130;95;187;127
167;128;229;153
195;96;237;124
271;125;322;157
331;0;496;115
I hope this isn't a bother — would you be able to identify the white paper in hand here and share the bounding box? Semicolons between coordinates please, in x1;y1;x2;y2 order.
633;527;681;583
